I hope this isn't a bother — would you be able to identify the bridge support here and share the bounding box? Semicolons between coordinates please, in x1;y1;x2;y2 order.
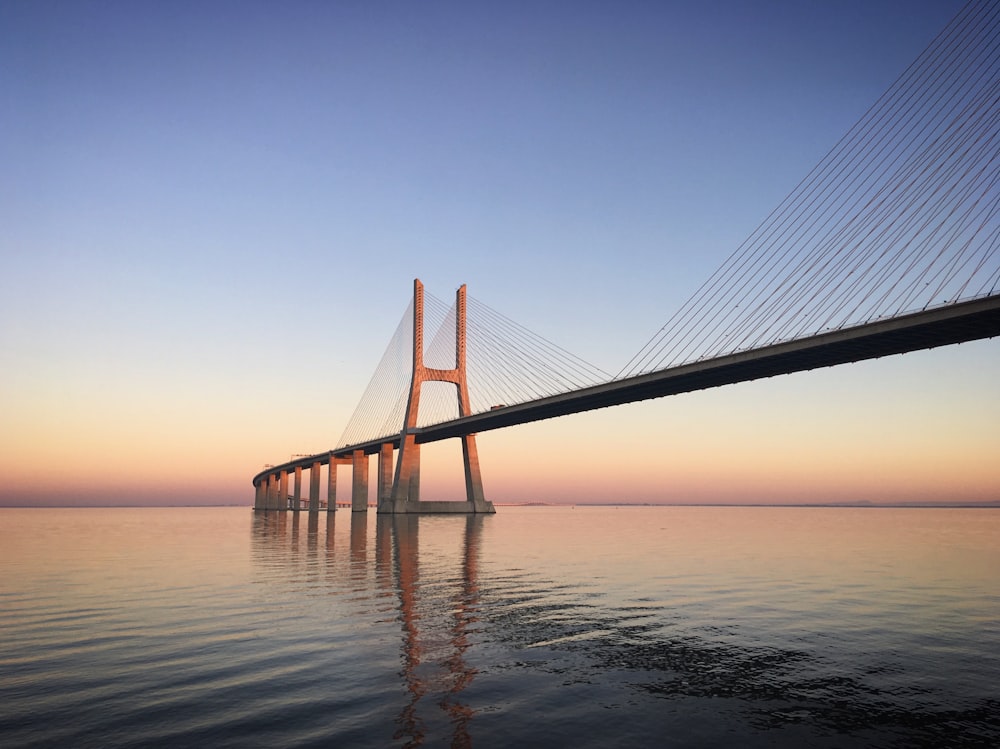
268;474;279;510
309;461;321;511
352;449;369;512
293;466;302;511
327;452;337;512
380;279;495;514
378;442;394;504
279;470;289;510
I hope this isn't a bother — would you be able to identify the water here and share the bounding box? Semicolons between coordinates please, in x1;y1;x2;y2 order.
1;506;998;748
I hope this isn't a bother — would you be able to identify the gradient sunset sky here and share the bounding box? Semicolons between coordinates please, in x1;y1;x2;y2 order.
2;0;997;507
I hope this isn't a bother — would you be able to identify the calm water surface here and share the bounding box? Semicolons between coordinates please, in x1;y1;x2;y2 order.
1;506;998;748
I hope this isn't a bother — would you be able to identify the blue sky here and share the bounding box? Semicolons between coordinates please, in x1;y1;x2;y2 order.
2;0;996;506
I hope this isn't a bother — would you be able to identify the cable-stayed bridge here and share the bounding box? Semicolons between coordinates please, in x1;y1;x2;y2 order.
253;0;1000;514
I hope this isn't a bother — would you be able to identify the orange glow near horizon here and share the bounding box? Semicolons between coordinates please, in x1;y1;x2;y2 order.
3;344;997;507
2;1;997;511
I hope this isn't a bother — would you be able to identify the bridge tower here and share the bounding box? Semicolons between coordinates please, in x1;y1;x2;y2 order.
379;279;496;514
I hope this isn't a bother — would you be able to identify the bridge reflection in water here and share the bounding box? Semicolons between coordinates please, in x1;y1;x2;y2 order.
392;514;481;747
250;510;483;747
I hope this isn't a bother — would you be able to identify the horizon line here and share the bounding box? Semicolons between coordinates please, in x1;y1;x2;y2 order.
1;501;999;509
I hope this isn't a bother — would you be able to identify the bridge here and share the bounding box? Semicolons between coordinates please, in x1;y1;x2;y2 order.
253;1;1000;514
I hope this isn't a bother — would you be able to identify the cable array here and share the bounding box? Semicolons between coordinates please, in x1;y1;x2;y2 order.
465;295;611;413
335;3;999;447
335;286;613;442
619;0;1000;378
413;291;613;428
335;301;414;448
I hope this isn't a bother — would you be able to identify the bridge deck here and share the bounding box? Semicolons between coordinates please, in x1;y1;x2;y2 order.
253;294;999;485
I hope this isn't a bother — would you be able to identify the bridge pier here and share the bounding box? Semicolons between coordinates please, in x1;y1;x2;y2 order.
385;435;420;511
268;473;279;510
309;461;321;511
327;452;337;512
378;443;394;505
352;449;369;512
462;433;486;506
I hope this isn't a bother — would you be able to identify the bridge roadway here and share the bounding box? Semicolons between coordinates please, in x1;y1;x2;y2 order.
253;294;1000;485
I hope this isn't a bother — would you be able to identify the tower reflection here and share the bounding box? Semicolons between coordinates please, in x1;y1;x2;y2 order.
381;515;483;748
250;510;485;746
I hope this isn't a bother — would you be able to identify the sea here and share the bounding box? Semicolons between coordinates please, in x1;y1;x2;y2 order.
1;505;997;748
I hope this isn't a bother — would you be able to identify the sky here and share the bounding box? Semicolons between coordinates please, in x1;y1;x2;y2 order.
2;0;997;507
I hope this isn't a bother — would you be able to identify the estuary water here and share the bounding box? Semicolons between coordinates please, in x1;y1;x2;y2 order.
1;505;998;748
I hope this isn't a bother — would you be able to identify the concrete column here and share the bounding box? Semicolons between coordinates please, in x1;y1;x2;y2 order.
391;433;419;507
462;434;488;507
293;466;302;511
352;449;369;512
254;480;264;509
309;461;321;512
377;443;394;504
279;470;289;511
267;474;279;509
327;453;337;512
408;442;420;502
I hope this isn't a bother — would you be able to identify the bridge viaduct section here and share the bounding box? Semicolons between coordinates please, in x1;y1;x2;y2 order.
252;3;999;513
252;280;496;515
252;290;999;514
420;294;1000;440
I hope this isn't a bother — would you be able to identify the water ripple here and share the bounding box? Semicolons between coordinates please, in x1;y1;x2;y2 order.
2;506;998;748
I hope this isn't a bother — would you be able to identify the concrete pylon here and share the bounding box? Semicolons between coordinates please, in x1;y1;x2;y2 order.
309;461;321;512
327;452;338;512
293;466;302;511
279;470;289;510
380;279;495;514
268;473;280;510
352;449;369;512
377;442;394;504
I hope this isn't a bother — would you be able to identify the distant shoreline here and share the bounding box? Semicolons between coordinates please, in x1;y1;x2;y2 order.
2;502;998;509
496;501;1000;508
